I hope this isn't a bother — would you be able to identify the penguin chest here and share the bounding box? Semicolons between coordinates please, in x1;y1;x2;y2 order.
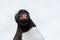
22;27;44;40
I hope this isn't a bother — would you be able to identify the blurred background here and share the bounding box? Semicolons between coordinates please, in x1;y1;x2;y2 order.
0;0;60;40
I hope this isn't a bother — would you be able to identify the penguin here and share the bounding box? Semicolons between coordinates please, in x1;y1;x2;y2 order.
13;9;44;40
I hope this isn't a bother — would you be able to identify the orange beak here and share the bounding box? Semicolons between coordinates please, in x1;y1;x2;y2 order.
20;15;27;20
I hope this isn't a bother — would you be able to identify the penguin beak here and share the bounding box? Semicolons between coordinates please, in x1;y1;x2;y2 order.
20;15;27;20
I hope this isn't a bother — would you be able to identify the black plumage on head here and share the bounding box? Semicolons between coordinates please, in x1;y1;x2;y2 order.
15;9;36;30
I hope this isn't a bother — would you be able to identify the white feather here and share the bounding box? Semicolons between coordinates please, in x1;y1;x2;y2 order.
22;27;44;40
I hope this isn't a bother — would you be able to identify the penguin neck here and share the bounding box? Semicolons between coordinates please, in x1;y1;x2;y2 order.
18;23;34;33
17;19;36;33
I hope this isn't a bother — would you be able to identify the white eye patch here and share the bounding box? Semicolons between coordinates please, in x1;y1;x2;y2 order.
21;14;27;16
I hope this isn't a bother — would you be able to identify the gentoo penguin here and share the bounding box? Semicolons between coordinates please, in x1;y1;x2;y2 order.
13;9;44;40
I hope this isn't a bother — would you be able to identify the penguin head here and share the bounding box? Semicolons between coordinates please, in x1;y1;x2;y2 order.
15;9;31;25
15;9;36;32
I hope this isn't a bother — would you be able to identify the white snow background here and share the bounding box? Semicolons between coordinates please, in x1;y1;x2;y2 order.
0;0;60;40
